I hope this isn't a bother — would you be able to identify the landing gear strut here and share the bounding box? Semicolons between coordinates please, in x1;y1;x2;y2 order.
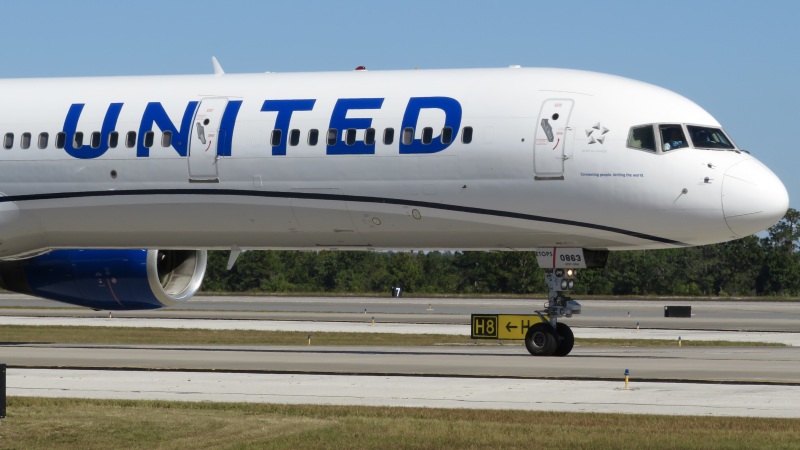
525;268;580;357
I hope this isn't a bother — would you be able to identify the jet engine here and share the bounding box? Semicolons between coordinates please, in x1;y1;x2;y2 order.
0;249;206;310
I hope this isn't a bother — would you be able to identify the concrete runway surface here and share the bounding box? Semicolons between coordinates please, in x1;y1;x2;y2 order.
9;369;800;418
2;294;800;417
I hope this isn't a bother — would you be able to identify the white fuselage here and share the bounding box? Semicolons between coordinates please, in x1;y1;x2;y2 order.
0;67;788;258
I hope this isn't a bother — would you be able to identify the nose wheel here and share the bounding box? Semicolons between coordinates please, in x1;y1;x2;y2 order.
524;323;557;356
524;321;574;357
553;322;575;356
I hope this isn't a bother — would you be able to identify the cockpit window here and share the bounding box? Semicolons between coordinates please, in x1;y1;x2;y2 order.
687;125;735;150
627;125;657;152
659;124;688;151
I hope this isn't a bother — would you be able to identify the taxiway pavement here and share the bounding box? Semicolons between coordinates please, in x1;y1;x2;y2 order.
2;293;798;331
2;294;800;417
9;369;800;418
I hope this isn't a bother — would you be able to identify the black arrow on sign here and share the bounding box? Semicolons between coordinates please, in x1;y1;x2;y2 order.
506;322;518;332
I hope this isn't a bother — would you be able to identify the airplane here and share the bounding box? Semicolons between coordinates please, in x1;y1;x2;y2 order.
0;60;788;356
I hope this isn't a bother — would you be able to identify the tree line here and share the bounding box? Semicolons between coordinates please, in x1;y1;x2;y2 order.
202;209;800;297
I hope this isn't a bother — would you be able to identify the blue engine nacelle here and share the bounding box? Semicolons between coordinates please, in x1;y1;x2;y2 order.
0;249;207;310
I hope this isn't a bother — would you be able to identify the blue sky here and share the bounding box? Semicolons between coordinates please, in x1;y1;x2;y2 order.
1;0;797;209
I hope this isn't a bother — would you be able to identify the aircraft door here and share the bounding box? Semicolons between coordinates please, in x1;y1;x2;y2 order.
534;99;573;179
188;98;228;182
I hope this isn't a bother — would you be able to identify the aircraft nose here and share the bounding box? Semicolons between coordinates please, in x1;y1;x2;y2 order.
722;159;789;237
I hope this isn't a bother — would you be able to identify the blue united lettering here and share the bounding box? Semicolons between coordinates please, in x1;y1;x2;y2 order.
60;96;463;159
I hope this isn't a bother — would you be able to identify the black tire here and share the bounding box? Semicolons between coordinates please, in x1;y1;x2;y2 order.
525;323;557;356
553;322;575;357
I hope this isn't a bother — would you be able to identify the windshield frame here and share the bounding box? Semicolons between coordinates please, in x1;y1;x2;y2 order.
686;124;737;151
626;123;740;154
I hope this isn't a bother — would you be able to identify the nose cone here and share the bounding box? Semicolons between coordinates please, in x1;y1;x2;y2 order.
722;159;789;237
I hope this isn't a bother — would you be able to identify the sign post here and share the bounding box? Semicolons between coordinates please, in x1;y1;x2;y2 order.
1;364;6;419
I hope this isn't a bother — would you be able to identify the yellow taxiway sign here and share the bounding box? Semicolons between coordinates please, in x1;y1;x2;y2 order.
471;314;547;340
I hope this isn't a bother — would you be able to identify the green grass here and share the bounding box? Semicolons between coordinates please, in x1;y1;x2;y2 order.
0;325;468;346
0;325;783;348
1;397;799;449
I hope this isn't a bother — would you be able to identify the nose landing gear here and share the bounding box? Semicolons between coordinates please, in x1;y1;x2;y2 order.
525;268;580;357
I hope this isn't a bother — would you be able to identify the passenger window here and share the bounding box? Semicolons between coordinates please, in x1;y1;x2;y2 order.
364;128;375;146
308;129;319;146
627;125;656;152
143;131;154;148
3;133;13;149
73;132;84;149
441;127;453;144
402;127;414;145
90;132;101;149
289;129;300;146
125;131;136;148
21;133;31;149
345;128;357;146
462;126;473;144
270;129;282;147
422;127;433;144
108;132;119;148
383;128;395;145
56;132;66;149
38;133;49;149
327;128;338;146
660;124;687;151
162;131;172;147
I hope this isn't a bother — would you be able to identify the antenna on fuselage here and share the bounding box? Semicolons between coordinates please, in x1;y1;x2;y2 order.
211;57;225;76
